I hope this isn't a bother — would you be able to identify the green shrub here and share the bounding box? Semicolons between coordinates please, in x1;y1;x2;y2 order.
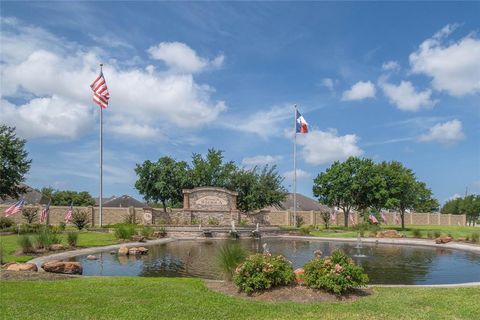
0;217;14;229
21;207;38;224
303;250;369;295
299;225;312;236
239;219;249;227
59;222;67;231
295;216;304;227
14;224;43;234
141;226;154;239
233;254;295;294
34;227;61;249
434;231;441;238
72;210;89;230
157;226;167;238
18;235;34;253
207;217;220;226
412;229;423;238
124;213;136;224
217;243;248;280
427;231;433;239
114;224;135;240
67;231;79;247
471;232;480;243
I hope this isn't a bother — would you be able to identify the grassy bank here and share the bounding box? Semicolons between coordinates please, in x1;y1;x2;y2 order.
0;232;117;263
0;277;479;319
308;224;480;240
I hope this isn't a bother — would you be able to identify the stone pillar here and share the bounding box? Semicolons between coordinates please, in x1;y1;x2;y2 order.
448;214;452;225
310;211;315;226
409;212;413;225
183;192;190;210
128;206;135;224
89;206;95;227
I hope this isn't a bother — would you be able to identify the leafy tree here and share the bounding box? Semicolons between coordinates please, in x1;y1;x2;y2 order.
414;182;440;213
135;157;190;211
22;207;38;224
441;197;461;215
313;157;377;227
378;161;418;230
443;195;480;226
189;149;237;189
0;125;32;200
43;189;95;206
231;166;286;213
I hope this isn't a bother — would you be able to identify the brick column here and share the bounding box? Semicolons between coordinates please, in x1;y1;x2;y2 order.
89;206;95;227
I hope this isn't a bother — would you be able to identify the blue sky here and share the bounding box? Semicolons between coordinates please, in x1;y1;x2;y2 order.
1;2;479;204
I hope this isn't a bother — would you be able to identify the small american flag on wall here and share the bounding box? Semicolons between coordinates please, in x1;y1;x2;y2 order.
40;201;50;224
64;202;74;223
4;199;25;217
90;68;110;108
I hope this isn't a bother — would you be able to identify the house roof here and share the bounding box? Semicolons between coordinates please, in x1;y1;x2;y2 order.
0;183;50;205
264;193;331;212
95;195;145;208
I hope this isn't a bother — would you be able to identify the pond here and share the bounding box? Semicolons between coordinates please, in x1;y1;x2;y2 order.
75;238;480;285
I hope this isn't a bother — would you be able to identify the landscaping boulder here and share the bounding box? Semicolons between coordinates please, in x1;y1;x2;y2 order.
376;230;403;238
137;247;149;255
6;263;38;272
131;235;146;242
86;255;97;260
294;268;305;284
49;244;65;251
42;260;82;275
118;246;129;256
435;236;453;244
128;247;141;255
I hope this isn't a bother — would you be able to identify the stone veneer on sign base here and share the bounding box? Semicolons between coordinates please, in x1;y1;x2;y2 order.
182;187;239;226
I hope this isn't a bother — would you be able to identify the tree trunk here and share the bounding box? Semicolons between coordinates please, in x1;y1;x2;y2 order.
344;209;349;228
162;200;167;212
401;211;405;230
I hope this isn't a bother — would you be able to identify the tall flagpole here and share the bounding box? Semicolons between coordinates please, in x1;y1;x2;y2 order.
99;63;103;227
293;105;297;228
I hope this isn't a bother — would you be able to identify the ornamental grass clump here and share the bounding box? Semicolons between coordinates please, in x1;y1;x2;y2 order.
18;234;34;253
233;253;295;294
35;227;61;249
114;224;135;240
303;249;369;295
67;231;79;247
217;243;248;280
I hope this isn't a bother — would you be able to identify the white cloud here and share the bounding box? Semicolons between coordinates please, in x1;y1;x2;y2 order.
341;81;376;101
320;78;336;91
418;119;465;145
0;19;226;140
147;42;224;73
283;169;311;181
297;129;363;165
382;60;400;72
226;105;292;139
107;121;163;140
445;193;462;203
379;78;436;111
409;24;480;96
242;155;282;167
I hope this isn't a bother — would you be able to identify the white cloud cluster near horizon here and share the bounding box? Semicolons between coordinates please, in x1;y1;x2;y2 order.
341;81;376;101
0;18;226;140
418;119;465;145
409;24;480;97
297;129;364;165
241;155;282;167
283;169;311;181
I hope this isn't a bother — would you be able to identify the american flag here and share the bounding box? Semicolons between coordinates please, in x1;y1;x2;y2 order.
368;214;379;224
330;210;337;223
381;211;388;224
64;202;73;223
4;199;25;217
394;213;400;224
40;201;51;224
349;212;355;225
90;69;110;108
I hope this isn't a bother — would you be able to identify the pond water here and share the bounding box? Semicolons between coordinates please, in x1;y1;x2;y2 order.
75;238;480;285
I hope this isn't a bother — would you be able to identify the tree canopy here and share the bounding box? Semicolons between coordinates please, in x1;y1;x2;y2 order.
0;125;32;200
134;149;286;213
442;195;480;225
41;188;95;206
313;157;438;229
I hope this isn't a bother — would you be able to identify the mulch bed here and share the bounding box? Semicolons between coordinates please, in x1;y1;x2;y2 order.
204;280;372;303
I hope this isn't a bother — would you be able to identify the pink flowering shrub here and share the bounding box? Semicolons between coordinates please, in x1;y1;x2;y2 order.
233;253;295;294
303;250;368;294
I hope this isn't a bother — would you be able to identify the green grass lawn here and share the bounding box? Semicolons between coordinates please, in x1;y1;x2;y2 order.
0;277;479;319
309;224;480;240
0;231;117;263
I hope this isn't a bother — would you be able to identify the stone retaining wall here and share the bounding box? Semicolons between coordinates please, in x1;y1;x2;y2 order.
0;205;467;226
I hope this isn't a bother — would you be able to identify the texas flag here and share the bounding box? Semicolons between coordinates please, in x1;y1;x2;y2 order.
295;109;309;133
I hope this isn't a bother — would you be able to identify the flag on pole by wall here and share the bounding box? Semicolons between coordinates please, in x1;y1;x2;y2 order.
368;214;379;224
4;199;25;217
90;70;110;108
40;201;50;224
394;213;400;224
64;202;73;223
295;109;309;133
349;212;355;225
331;210;337;224
381;211;388;224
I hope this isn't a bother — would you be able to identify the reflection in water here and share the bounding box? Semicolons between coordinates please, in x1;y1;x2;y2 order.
76;239;480;285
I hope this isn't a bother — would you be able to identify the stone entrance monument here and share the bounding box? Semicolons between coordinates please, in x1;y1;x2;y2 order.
182;187;239;225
